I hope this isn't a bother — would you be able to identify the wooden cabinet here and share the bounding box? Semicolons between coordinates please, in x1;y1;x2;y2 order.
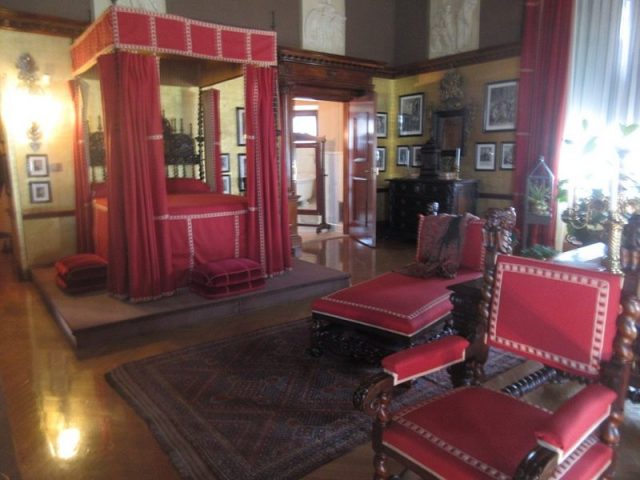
387;178;478;238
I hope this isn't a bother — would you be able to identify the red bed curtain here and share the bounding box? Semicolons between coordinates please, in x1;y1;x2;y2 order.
513;0;574;247
69;79;93;253
244;65;291;276
98;52;175;301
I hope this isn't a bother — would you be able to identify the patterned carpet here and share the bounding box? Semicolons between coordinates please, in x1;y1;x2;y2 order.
106;319;522;480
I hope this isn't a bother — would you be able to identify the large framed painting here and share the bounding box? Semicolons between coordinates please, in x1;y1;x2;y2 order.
398;93;424;136
483;80;518;132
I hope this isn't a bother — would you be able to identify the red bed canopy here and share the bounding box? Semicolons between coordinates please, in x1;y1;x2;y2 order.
70;6;290;302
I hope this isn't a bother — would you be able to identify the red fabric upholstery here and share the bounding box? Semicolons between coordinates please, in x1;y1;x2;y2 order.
190;257;265;299
412;213;474;278
54;254;107;294
382;335;470;385
312;269;481;336
384;387;612;479
489;255;623;378
91;182;107;198
165;178;211;194
535;384;616;460
70;7;278;75
93;193;250;287
460;219;485;271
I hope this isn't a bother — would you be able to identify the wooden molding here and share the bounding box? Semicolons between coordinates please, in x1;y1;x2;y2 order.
278;46;387;73
392;43;522;77
478;192;513;201
0;7;87;39
23;209;75;220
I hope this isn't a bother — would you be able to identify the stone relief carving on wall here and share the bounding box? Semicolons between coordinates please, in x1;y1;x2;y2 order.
91;0;167;19
302;0;346;56
429;0;479;59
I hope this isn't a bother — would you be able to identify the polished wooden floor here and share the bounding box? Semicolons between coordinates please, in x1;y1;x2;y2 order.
0;231;639;479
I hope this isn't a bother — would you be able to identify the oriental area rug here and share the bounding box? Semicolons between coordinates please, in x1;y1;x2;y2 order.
106;319;522;480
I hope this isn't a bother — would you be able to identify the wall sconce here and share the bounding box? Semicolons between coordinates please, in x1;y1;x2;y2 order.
15;53;54;152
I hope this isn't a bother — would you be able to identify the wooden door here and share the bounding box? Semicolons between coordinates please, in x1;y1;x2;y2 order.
345;94;376;247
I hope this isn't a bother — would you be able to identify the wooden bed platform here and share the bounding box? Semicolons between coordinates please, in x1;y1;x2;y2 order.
32;258;349;356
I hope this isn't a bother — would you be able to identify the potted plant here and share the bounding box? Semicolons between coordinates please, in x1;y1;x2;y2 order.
527;182;552;216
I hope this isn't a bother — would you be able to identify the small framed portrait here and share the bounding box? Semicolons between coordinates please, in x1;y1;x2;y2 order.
220;153;230;172
398;93;424;136
483;80;518;132
29;181;52;203
396;145;410;166
236;107;246;146
222;174;231;194
500;142;515;170
376;112;388;138
475;143;497;171
26;154;49;177
411;145;423;167
375;147;386;172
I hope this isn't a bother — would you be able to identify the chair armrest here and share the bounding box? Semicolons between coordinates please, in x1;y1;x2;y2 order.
381;335;470;386
534;384;617;462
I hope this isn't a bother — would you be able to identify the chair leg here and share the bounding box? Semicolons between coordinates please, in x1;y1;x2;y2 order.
374;451;390;480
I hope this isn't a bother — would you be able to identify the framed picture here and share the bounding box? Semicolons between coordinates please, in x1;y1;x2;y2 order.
483;80;518;132
29;181;52;203
376;112;388;138
396;145;410;166
500;142;515;170
375;147;386;172
236;107;246;146
475;143;497;171
238;177;247;192
26;154;49;177
238;153;247;178
220;153;230;172
411;145;423;167
433;109;465;155
398;93;424;136
222;174;231;194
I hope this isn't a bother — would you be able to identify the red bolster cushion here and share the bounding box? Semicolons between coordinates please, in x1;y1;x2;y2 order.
382;335;470;385
166;178;211;194
535;384;616;460
54;253;108;283
191;258;264;288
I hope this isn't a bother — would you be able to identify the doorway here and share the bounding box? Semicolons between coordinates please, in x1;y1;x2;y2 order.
292;99;345;233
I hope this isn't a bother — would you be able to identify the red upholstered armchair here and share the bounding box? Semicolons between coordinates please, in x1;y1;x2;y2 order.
355;233;637;478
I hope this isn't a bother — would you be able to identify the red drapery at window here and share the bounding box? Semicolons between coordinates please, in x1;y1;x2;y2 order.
513;0;574;246
69;79;93;253
98;52;175;301
244;65;291;275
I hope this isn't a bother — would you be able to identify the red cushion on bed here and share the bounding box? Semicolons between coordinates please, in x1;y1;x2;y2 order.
166;178;211;194
190;257;265;299
312;269;482;337
384;387;612;479
54;253;107;294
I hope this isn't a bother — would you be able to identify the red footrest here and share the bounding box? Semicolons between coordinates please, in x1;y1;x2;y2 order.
190;257;265;299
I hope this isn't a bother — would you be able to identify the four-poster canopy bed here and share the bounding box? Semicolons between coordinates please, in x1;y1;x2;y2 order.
70;6;291;302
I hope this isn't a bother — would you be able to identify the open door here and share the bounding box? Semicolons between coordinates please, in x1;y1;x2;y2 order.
345;94;376;247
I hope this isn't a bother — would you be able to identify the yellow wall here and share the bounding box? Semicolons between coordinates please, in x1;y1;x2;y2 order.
0;30;76;273
374;56;520;216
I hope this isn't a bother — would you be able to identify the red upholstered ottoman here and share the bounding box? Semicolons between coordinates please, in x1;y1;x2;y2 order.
190;257;265;299
310;217;487;363
54;253;107;294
